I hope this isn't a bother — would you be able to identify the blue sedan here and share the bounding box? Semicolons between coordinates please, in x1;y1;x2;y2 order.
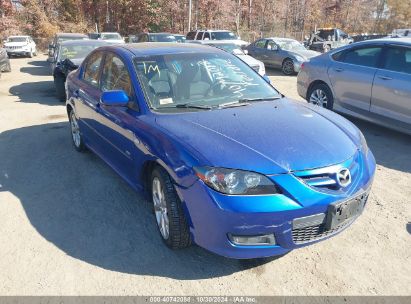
65;43;376;259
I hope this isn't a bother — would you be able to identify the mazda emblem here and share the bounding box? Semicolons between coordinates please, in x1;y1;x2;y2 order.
336;168;351;187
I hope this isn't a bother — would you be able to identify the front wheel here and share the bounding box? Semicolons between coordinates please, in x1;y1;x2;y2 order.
282;58;295;75
307;83;334;110
69;110;86;152
27;51;33;58
151;167;191;249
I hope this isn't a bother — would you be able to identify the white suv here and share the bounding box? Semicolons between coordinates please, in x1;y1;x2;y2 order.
4;36;37;58
186;30;248;47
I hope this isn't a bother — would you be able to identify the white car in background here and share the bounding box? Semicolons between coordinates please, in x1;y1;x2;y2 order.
4;36;37;58
201;40;266;76
98;32;125;44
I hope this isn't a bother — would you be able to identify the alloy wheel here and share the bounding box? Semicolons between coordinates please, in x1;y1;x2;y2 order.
70;112;81;148
152;177;169;240
282;60;295;75
309;89;328;108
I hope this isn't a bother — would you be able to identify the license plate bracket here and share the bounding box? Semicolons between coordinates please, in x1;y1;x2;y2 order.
326;192;367;230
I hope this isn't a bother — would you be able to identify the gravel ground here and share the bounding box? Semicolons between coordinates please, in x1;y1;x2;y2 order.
0;55;410;295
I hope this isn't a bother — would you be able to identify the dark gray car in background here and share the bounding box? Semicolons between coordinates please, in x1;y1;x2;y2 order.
297;38;411;135
246;37;320;75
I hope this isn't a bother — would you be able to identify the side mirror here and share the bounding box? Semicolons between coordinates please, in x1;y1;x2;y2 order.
263;75;271;84
100;90;129;106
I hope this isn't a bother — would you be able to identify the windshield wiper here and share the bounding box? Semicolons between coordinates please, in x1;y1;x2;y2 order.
238;96;282;103
175;103;213;109
217;101;250;109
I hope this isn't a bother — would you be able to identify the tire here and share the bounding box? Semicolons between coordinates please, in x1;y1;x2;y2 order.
33;49;38;56
307;83;334;110
54;74;66;102
69;110;86;152
151;166;191;249
27;51;33;58
281;58;295;75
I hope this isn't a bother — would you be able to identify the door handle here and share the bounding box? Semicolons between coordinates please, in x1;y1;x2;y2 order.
334;67;344;72
378;75;392;80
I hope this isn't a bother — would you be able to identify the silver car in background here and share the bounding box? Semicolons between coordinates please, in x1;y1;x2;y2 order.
297;38;411;135
246;37;320;75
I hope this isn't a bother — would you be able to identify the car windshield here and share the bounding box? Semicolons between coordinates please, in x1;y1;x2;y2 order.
133;52;279;111
101;34;121;40
210;31;237;40
8;37;27;42
275;40;306;51
58;44;102;61
149;34;177;42
212;44;243;54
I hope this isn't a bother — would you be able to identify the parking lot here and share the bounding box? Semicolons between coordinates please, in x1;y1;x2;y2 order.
0;55;410;295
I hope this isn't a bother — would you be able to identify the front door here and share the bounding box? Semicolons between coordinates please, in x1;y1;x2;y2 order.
327;46;383;112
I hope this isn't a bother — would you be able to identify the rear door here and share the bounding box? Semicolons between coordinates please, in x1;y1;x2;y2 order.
371;45;411;126
327;45;383;112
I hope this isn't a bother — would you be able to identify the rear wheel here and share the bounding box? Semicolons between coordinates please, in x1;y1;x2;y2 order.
307;83;334;110
282;58;295;75
151;166;191;249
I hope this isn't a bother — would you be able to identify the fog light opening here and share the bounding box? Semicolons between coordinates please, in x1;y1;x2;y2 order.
228;234;276;246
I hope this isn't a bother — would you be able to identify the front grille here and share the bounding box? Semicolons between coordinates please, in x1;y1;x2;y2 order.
292;219;353;244
7;46;22;50
294;153;360;191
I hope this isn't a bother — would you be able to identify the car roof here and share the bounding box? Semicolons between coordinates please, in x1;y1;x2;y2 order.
353;37;411;46
58;40;109;46
56;33;88;37
268;37;297;42
108;42;222;56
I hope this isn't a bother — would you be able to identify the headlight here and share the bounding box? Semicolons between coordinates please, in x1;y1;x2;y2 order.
194;167;279;195
359;131;369;154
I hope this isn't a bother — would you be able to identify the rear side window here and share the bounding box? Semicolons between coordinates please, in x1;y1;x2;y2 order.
138;34;148;42
384;46;411;74
100;53;133;98
340;47;382;68
204;32;210;40
83;51;103;86
186;31;196;40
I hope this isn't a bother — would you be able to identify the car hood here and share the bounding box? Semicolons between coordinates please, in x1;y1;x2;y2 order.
289;49;320;59
155;99;359;174
5;42;28;47
237;54;262;67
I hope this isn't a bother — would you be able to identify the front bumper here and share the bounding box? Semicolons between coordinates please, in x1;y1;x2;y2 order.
176;150;376;259
6;49;30;56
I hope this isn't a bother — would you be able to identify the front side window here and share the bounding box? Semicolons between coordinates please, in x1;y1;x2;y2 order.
83;51;103;86
254;40;266;48
384;47;411;74
340;47;382;68
196;32;204;40
133;52;280;111
100;53;133;97
186;32;196;40
274;40;306;51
